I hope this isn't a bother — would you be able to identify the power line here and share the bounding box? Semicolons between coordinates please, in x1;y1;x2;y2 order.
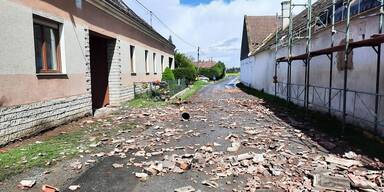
131;0;198;49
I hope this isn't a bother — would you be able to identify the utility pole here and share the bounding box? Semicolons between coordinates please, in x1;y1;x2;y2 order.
150;11;153;27
197;46;200;62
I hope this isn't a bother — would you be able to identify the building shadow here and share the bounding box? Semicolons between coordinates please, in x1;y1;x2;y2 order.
237;83;384;165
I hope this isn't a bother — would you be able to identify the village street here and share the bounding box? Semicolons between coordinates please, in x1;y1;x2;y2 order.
2;77;384;192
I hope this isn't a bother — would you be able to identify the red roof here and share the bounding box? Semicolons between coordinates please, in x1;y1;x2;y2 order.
194;60;216;68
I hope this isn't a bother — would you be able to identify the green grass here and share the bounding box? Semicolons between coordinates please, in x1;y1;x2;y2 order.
237;83;384;160
0;131;85;181
180;80;209;100
125;94;167;109
0;118;135;181
226;72;240;76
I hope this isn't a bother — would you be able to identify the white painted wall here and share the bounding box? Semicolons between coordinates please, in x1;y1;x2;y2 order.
241;14;384;137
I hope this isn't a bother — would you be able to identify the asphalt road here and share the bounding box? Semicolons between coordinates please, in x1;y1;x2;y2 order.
61;76;382;192
64;77;242;192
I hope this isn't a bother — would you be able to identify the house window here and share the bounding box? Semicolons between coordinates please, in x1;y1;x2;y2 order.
130;45;136;74
169;57;173;68
145;50;149;74
153;53;157;74
161;55;164;72
33;16;61;73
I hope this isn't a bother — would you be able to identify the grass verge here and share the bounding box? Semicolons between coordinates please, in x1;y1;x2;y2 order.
0;117;135;181
125;97;167;109
237;83;384;160
0;131;85;181
179;80;209;100
226;72;240;76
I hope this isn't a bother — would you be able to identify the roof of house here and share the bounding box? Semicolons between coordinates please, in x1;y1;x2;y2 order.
252;0;332;55
240;16;277;60
194;60;217;68
105;0;175;49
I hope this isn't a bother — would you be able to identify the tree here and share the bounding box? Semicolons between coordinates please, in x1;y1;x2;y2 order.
198;61;226;80
173;53;197;83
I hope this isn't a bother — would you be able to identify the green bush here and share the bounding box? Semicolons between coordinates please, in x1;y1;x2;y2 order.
198;61;226;80
173;67;196;83
161;67;175;81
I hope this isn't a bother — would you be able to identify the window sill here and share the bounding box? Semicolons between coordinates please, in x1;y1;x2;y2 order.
37;73;68;79
131;73;137;76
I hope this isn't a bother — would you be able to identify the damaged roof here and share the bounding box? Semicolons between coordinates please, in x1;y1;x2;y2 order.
253;0;332;55
252;0;381;55
241;16;277;60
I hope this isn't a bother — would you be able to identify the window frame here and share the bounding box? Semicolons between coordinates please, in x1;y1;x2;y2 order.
130;45;136;74
161;55;164;72
145;50;149;74
153;53;157;74
33;16;62;74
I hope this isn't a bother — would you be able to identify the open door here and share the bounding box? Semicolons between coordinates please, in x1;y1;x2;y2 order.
89;32;113;111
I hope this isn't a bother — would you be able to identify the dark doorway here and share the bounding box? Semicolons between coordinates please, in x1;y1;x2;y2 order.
89;32;112;111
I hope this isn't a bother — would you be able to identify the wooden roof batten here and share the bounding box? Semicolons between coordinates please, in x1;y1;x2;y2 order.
276;33;384;63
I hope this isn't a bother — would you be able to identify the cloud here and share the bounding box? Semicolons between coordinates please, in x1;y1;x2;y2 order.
124;0;309;67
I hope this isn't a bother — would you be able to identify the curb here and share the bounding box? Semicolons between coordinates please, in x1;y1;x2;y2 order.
170;87;190;100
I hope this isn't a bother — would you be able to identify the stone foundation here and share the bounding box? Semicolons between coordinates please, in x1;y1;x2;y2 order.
0;94;92;145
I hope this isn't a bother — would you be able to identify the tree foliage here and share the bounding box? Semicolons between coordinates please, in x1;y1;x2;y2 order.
173;52;197;83
198;61;226;80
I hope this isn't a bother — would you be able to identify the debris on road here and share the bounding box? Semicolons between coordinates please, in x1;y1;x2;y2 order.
135;172;148;181
11;79;382;192
41;185;59;192
18;180;36;189
312;174;350;191
325;155;363;167
68;185;81;191
201;180;219;188
174;186;196;192
112;163;124;168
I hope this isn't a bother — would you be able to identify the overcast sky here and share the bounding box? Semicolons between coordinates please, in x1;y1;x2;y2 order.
124;0;308;68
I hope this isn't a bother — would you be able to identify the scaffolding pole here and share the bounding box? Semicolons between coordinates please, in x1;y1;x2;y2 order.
275;13;279;97
342;0;352;134
304;0;312;110
287;0;293;102
375;0;384;133
328;0;336;114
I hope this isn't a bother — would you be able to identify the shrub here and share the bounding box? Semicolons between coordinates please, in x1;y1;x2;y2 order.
198;61;226;80
173;67;196;83
161;67;175;81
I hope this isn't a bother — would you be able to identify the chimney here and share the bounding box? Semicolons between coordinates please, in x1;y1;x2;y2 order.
281;1;290;29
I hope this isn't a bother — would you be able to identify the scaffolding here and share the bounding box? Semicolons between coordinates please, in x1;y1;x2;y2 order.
274;0;384;136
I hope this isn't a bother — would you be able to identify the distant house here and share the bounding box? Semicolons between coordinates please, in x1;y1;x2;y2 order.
194;60;217;69
240;16;278;61
0;0;175;145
